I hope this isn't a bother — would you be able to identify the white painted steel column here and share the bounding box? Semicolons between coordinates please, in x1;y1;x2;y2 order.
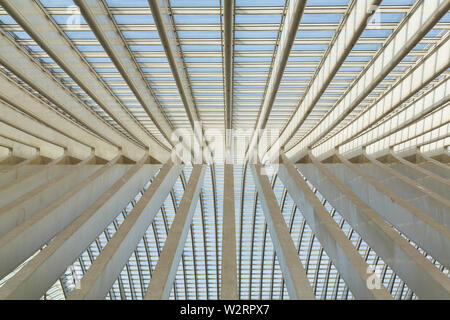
363;153;450;230
220;164;238;299
145;164;206;300
68;160;182;300
278;153;391;299
0;155;125;279
297;153;450;299
250;162;315;300
0;157;159;299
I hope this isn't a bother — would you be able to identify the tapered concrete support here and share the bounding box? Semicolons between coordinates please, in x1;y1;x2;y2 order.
0;155;97;238
0;121;64;159
0;28;144;161
0;73;117;161
388;152;450;199
0;158;160;299
0;154;19;166
0;155;125;279
68;160;182;300
0;100;92;160
0;155;65;207
298;153;450;299
0;146;11;160
0;162;42;189
278;153;391;299
0;136;37;160
145;165;206;300
332;153;450;269
250;163;315;300
1;0;170;160
148;0;201;130
418;159;450;179
220;164;238;299
74;0;174;146
363;153;450;230
0;157;28;171
0;154;40;186
420;152;450;174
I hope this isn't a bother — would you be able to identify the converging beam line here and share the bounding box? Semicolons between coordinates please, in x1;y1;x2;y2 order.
145;164;206;300
250;162;315;300
278;152;391;299
68;159;182;300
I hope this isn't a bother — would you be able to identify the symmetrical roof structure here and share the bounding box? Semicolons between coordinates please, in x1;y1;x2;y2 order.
0;0;448;300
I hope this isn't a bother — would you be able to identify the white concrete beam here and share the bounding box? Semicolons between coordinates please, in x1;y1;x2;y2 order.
266;0;381;158
420;151;450;173
147;0;214;159
147;0;200;129
278;153;391;299
332;152;450;269
68;159;182;299
74;0;174;147
0;154;66;207
363;152;450;230
0;158;160;299
0;29;145;161
0;162;41;189
0;100;92;160
0;73;117;160
223;0;235;133
0;121;64;159
285;0;450;161
0;155;97;238
298;152;450;299
145;164;205;300
317;36;450;156
0;146;11;160
250;162;315;300
220;164;238;299
0;155;126;279
247;0;307;159
389;151;450;199
0;153;41;188
1;0;170;160
0;136;37;160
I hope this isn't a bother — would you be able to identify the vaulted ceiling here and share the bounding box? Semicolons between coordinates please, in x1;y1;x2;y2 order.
0;0;448;300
